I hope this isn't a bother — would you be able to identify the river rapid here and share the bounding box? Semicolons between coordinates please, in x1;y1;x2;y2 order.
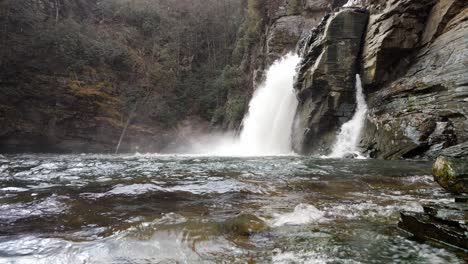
0;154;465;263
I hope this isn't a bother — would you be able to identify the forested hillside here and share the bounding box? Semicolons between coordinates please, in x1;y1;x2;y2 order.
0;0;265;152
0;0;341;152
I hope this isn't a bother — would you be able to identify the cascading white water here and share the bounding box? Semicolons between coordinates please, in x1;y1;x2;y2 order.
182;54;300;156
238;54;301;155
343;0;362;7
328;74;368;158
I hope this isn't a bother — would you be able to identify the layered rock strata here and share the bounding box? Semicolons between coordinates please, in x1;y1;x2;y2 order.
293;0;468;159
292;8;369;154
359;0;468;159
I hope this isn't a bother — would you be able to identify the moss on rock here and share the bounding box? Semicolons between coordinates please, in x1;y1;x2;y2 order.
220;214;268;237
432;156;468;194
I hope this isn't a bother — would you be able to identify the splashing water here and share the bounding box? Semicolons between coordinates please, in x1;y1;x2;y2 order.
343;0;362;7
328;74;368;158
238;54;301;155
197;54;300;156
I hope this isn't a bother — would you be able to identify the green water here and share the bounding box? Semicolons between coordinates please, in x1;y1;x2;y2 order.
0;154;465;263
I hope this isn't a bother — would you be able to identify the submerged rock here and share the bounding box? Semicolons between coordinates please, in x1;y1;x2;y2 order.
432;156;468;194
220;214;268;237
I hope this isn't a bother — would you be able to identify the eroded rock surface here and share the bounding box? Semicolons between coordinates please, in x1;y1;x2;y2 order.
292;8;369;154
359;0;468;159
399;205;468;250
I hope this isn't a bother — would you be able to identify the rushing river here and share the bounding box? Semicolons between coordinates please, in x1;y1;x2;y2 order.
0;154;465;263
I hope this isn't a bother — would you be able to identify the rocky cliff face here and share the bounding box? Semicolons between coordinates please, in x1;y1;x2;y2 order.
247;0;337;88
360;0;468;159
292;8;369;154
293;0;468;159
223;0;346;129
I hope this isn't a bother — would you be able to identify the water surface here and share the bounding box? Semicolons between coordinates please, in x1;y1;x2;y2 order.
0;154;465;263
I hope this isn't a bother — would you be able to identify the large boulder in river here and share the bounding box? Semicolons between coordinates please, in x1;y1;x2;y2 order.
292;8;369;155
358;0;468;159
432;156;468;194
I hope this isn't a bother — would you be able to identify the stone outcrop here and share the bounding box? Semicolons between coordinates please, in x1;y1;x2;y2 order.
399;202;468;250
359;0;468;159
361;0;436;87
262;0;338;71
292;0;467;159
439;142;468;158
292;8;369;154
433;156;468;194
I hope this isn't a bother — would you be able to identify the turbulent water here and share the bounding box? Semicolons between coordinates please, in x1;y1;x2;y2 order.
238;54;300;155
194;54;301;156
329;75;368;158
0;154;465;263
343;0;362;7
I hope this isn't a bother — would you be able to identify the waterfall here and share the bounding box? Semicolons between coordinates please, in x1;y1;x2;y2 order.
238;54;301;155
183;54;300;156
199;54;300;156
343;0;362;7
328;74;368;158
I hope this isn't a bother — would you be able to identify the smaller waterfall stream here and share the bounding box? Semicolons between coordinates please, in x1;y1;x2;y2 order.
328;74;368;158
343;0;362;7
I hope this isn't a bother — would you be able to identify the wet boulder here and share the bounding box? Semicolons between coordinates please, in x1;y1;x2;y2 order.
439;142;468;159
399;202;468;250
220;214;268;237
432;156;468;194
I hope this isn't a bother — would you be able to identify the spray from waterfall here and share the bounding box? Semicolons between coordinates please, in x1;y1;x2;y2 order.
237;54;301;155
187;54;301;156
328;74;368;158
343;0;362;7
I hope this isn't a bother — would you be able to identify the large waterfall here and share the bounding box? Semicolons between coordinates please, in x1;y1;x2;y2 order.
238;54;301;155
328;74;368;158
200;54;300;156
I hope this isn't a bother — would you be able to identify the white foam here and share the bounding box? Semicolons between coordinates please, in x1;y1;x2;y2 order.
271;204;326;227
328;75;368;159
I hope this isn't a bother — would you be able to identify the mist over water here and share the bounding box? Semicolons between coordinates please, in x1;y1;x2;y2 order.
329;74;368;158
238;54;301;155
184;54;301;156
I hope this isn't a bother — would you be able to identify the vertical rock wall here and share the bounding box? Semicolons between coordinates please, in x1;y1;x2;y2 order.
292;0;468;159
359;0;468;159
292;8;369;155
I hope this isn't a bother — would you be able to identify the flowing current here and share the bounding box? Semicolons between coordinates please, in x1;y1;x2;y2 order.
0;154;464;263
202;54;301;156
329;74;368;158
238;54;300;155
